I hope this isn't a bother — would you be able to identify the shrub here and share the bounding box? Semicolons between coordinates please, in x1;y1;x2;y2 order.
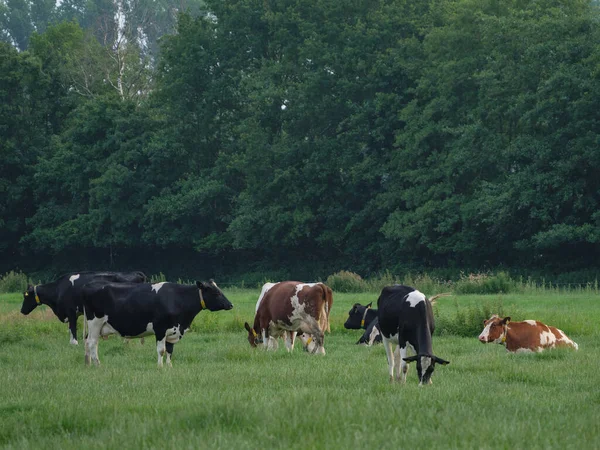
0;271;29;293
326;271;367;293
435;298;523;337
453;271;516;294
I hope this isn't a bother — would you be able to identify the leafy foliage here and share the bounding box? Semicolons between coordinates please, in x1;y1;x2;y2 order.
1;0;600;281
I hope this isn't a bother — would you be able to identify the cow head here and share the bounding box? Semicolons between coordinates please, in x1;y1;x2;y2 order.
298;332;326;355
197;280;233;311
403;354;450;385
344;302;372;329
244;322;263;347
21;285;39;315
479;315;510;344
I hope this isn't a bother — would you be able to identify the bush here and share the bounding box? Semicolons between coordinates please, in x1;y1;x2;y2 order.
453;271;516;294
326;271;367;293
0;271;29;293
435;298;521;337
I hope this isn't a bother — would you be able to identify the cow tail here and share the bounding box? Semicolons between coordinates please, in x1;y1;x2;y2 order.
323;284;333;333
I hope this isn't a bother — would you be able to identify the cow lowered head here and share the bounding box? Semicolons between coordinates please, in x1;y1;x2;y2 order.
244;322;262;347
198;280;233;311
403;354;450;385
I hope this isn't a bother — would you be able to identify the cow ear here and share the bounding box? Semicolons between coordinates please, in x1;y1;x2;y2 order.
244;322;252;333
502;316;511;324
196;281;203;289
434;356;450;365
403;355;419;364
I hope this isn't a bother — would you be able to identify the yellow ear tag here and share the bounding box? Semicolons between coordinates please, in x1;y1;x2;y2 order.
306;336;313;345
252;329;258;338
35;295;41;304
201;299;206;309
360;319;365;327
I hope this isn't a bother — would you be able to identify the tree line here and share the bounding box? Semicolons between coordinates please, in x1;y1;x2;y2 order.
2;0;600;282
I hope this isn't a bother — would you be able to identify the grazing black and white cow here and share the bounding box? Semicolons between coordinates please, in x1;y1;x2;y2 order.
20;271;147;345
377;285;450;385
344;302;382;345
82;279;233;366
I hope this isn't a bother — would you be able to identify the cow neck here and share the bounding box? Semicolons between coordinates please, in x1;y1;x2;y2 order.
198;288;207;310
361;305;371;328
501;324;509;345
33;285;41;304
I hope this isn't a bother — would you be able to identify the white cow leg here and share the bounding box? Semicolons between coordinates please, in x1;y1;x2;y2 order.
399;346;409;383
86;317;104;366
156;338;166;367
284;331;296;352
394;345;403;382
382;336;395;383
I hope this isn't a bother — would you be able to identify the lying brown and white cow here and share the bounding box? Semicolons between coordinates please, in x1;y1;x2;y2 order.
244;281;333;354
478;315;578;353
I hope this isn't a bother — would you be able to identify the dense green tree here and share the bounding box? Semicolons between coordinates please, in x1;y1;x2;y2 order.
380;0;600;271
0;42;52;264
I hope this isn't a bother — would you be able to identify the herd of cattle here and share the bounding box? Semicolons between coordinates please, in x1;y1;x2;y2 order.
19;271;579;384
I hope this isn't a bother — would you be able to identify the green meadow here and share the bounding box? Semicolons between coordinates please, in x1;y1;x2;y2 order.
0;289;598;449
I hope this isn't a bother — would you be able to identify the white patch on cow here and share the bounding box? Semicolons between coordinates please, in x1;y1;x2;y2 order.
524;320;537;326
368;326;380;346
152;282;167;293
63;317;69;323
478;322;493;342
539;330;557;347
211;280;219;289
166;324;183;344
69;330;78;345
514;347;535;353
69;274;80;286
256;282;277;312
406;290;426;308
100;319;117;337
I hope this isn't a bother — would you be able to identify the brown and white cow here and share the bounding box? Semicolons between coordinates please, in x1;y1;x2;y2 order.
244;281;333;354
478;315;578;353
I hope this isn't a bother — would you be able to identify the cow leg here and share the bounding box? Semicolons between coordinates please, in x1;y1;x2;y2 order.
165;342;174;367
284;331;296;352
156;336;166;367
68;312;78;345
382;336;395;383
86;317;105;366
395;346;404;382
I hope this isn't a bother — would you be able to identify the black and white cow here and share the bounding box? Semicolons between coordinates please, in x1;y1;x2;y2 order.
20;271;147;345
344;302;382;345
377;285;450;385
82;279;233;366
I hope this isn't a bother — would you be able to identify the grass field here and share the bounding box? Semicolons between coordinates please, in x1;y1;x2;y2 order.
0;288;598;449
